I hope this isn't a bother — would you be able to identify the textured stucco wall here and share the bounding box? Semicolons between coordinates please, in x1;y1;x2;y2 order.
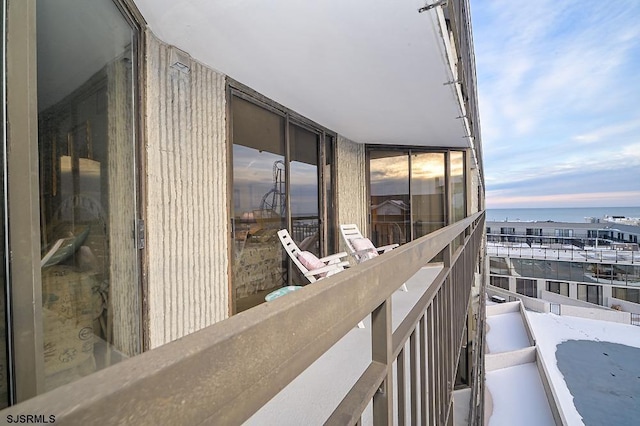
144;32;229;348
335;136;367;253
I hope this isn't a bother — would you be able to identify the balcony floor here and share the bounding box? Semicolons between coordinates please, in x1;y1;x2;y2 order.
245;264;444;425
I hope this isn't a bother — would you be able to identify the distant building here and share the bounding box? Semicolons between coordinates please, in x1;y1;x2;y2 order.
487;220;640;307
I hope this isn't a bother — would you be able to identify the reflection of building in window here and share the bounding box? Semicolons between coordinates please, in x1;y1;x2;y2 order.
371;199;409;246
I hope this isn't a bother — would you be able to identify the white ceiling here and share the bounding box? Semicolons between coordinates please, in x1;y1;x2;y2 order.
134;0;469;148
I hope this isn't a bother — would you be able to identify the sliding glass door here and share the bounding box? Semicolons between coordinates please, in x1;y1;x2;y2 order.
411;152;446;238
368;148;466;247
231;97;287;312
5;0;142;401
231;94;331;312
370;150;410;247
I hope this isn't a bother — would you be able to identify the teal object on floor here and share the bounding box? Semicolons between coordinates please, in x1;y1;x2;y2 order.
265;285;303;302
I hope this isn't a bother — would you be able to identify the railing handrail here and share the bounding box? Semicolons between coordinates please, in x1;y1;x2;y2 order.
2;212;485;425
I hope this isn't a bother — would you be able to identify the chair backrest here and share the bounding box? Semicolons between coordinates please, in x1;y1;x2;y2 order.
339;224;364;256
277;229;319;283
341;224;385;263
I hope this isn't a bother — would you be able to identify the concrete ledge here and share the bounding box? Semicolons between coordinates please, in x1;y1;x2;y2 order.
519;302;537;347
486;300;520;316
487;285;550;313
486;346;536;372
535;346;568;426
561;305;631;324
541;290;608;310
609;297;640;314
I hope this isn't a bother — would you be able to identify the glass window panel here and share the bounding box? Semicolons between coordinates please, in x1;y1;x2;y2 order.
370;151;409;247
37;0;139;393
490;276;509;290
324;135;335;254
411;152;445;238
577;284;587;301
450;151;466;223
289;124;320;256
516;278;536;297
489;257;509;275
232;97;286;312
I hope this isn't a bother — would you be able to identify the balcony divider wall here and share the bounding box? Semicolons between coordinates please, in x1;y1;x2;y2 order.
143;32;229;348
335;136;368;256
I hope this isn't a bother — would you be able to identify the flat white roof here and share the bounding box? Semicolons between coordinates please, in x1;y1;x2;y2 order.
486;312;530;353
486;363;554;426
526;311;640;425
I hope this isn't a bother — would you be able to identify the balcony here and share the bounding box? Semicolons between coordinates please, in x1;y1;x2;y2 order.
1;213;485;425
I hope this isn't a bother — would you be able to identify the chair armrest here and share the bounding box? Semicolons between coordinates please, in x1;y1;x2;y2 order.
303;261;349;277
319;252;348;263
376;244;399;253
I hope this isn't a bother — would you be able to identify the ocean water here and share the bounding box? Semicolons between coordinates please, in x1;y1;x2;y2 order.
486;207;640;223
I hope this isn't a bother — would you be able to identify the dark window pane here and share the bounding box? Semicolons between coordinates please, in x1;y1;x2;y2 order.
232;97;286;311
289;124;320;256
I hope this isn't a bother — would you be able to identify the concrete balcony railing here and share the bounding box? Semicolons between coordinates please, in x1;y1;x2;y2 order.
1;212;485;425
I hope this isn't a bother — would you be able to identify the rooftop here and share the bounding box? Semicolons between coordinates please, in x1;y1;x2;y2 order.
485;297;640;425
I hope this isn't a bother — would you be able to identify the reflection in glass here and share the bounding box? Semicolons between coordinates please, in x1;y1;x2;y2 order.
37;0;139;392
577;284;602;305
613;287;640;304
324;135;335;253
546;281;569;297
489;257;509;275
450;151;465;250
516;278;536;297
370;151;409;247
289;124;319;256
232;97;286;312
450;151;466;223
411;153;445;238
490;276;509;290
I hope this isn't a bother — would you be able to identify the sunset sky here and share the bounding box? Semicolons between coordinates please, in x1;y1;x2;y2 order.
470;0;640;208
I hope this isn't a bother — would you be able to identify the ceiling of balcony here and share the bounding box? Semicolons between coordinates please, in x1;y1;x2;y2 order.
134;0;470;148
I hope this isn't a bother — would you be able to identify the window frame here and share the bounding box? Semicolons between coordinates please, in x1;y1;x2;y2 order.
4;0;145;404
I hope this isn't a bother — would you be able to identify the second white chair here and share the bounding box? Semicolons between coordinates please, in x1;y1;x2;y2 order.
277;229;364;328
340;224;408;292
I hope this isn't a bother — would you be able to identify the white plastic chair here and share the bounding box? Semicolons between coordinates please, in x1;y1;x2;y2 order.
340;224;408;292
277;229;364;328
278;229;349;283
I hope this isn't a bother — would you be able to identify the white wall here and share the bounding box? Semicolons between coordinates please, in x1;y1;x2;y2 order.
485;347;535;372
144;32;229;348
560;305;631;324
609;297;640;314
540;290;608;310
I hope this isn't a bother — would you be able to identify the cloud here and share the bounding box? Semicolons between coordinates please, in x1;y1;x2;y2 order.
487;190;640;209
572;120;640;144
471;0;640;208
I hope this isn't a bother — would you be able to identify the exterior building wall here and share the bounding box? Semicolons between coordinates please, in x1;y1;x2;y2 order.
335;135;367;252
144;32;229;348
